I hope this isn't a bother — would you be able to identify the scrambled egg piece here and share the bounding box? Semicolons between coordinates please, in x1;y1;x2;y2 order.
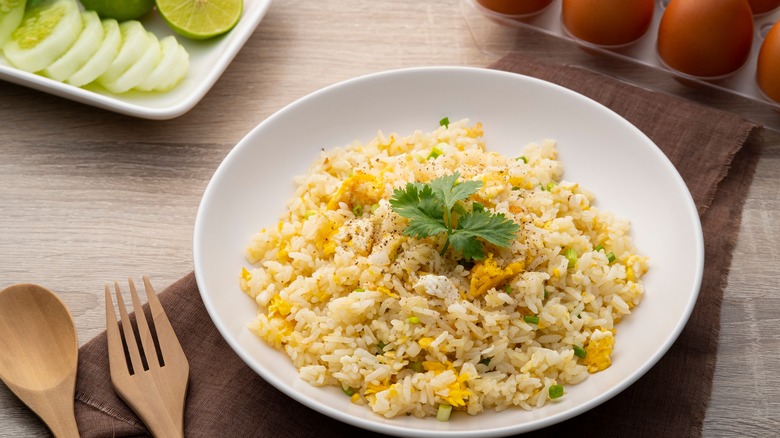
276;241;290;262
314;218;339;257
327;172;382;210
468;254;524;298
444;372;472;407
365;378;391;396
480;172;507;200
466;122;483;138
255;314;294;349
378;134;395;151
625;254;649;283
508;175;534;191
240;267;252;288
417;337;434;349
508;205;524;215
268;295;292;316
583;329;615;373
422;361;471;407
376;286;400;299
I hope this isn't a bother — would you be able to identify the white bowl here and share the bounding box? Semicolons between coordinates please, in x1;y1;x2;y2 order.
193;67;704;437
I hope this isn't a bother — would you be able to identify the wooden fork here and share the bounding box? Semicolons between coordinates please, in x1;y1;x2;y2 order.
105;276;189;438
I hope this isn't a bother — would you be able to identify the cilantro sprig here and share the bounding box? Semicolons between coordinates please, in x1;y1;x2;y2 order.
389;172;520;260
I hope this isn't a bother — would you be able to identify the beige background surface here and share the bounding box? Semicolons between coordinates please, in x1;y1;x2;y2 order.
1;0;778;436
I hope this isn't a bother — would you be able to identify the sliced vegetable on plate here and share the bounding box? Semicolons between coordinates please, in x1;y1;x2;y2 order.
66;17;119;86
42;9;101;81
3;0;82;73
1;0;195;94
135;35;188;92
0;0;26;46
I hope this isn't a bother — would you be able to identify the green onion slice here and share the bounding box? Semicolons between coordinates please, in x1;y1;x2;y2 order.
478;357;491;366
353;205;363;216
341;386;356;396
524;315;539;325
606;252;616;263
564;247;578;269
410;361;424;373
573;345;587;359
549;384;564;399
436;403;453;421
439;117;450;128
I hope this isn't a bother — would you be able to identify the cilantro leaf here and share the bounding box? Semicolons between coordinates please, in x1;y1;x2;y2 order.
389;173;519;260
429;172;482;212
449;210;520;260
455;210;521;248
390;183;448;239
448;232;486;261
390;183;436;219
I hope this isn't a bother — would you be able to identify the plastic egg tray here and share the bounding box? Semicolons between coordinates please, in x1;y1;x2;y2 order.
461;0;780;130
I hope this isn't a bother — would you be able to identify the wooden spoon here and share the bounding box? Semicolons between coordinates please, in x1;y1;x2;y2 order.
0;284;80;438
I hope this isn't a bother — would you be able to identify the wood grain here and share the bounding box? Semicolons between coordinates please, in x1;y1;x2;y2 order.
0;1;778;436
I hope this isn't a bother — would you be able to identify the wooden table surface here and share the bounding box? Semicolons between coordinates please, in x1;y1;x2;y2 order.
1;1;778;436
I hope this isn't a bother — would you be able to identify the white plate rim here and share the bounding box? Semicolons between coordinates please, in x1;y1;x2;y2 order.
0;0;273;120
193;66;704;437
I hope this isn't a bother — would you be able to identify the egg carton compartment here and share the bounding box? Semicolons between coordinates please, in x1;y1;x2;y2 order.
461;0;780;132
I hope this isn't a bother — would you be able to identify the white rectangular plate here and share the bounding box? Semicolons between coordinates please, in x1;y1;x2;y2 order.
0;0;273;120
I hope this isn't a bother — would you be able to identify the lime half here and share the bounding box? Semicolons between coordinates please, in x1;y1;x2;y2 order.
78;0;154;21
156;0;242;40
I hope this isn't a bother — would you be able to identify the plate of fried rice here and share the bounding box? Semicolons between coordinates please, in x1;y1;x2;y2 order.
193;67;704;437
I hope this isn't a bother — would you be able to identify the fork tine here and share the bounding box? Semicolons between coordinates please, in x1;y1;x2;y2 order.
106;276;188;438
105;284;127;373
128;277;159;368
142;275;182;358
114;280;144;374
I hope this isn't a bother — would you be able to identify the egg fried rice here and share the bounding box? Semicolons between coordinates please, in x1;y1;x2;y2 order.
240;119;648;419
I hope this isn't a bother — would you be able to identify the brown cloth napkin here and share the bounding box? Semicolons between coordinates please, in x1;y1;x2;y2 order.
73;53;761;438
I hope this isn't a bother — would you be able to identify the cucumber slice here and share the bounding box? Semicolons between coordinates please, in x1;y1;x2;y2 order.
67;18;120;87
2;0;82;73
43;11;103;81
0;0;26;46
135;35;187;92
101;31;160;94
153;41;188;92
97;20;151;87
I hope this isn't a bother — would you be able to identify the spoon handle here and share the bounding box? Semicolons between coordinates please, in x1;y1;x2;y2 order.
13;373;81;438
45;407;80;438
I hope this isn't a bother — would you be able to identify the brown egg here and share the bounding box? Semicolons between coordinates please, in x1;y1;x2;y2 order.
657;0;754;78
562;0;655;46
748;0;780;14
476;0;553;16
757;21;780;102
